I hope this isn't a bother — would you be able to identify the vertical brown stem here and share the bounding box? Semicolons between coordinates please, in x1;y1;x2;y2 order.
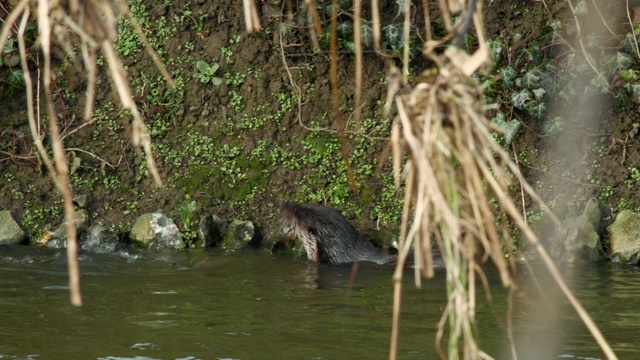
37;0;82;306
329;0;358;192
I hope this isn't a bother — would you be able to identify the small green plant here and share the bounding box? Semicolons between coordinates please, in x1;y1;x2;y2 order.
176;197;197;232
195;60;222;85
221;47;233;64
176;196;198;246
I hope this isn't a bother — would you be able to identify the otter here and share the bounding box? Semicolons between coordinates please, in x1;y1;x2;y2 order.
280;202;434;266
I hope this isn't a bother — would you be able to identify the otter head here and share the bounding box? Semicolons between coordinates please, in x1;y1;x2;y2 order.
279;202;360;263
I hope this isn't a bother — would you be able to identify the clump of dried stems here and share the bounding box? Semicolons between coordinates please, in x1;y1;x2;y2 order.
242;0;617;359
0;0;171;306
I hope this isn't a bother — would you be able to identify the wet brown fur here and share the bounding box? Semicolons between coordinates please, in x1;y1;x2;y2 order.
280;202;402;265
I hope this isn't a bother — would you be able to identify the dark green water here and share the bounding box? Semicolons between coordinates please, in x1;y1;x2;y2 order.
0;245;638;359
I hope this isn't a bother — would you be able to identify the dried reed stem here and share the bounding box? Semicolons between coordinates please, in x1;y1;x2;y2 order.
354;0;363;129
329;0;358;192
242;0;261;33
1;0;176;306
39;0;83;306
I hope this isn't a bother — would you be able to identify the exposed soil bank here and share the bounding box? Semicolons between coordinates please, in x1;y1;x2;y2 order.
1;1;639;246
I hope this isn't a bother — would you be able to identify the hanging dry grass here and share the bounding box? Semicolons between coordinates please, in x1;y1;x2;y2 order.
384;1;617;359
0;0;172;306
250;0;619;358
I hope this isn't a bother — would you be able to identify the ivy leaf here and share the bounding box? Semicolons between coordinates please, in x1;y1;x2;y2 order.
580;84;600;104
343;41;356;52
491;111;507;126
585;32;602;50
488;37;506;66
549;18;563;32
529;46;544;63
544;117;566;135
322;4;340;16
383;23;403;49
319;28;332;47
336;21;353;39
619;69;639;82
527;101;548;121
522;68;541;89
500;66;516;89
512;33;522;44
620;33;639;54
532;88;547;101
510;89;532;109
539;70;556;93
573;0;588;16
395;0;408;14
516;46;543;67
545;19;562;45
606;51;635;73
491;112;522;144
397;35;419;59
515;77;523;88
361;23;373;48
4;38;14;54
339;0;353;9
632;83;640;103
590;72;610;93
8;69;24;87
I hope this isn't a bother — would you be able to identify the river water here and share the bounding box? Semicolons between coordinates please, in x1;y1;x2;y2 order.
0;245;638;359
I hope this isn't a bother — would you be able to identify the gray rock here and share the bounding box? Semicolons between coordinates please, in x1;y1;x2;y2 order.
539;198;606;262
82;225;119;253
0;211;26;245
130;213;181;249
198;214;223;247
130;213;155;247
223;220;257;250
73;194;89;208
607;210;640;264
582;198;603;234
561;215;607;262
50;209;90;246
264;223;293;255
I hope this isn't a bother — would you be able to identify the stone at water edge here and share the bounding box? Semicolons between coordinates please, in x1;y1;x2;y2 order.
0;210;26;245
531;197;608;263
198;214;223;247
130;213;181;249
150;213;181;249
607;210;640;264
46;209;90;248
222;220;258;251
130;213;155;248
562;215;607;262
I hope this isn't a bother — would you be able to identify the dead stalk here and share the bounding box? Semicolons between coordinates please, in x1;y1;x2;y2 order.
2;0;173;306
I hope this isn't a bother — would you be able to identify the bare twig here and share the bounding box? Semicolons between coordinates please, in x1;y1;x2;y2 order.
354;0;362;129
626;0;640;61
566;0;601;74
37;0;83;307
329;0;358;192
242;0;261;33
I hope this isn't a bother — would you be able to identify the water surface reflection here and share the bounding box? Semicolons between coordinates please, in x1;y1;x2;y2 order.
0;246;638;359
